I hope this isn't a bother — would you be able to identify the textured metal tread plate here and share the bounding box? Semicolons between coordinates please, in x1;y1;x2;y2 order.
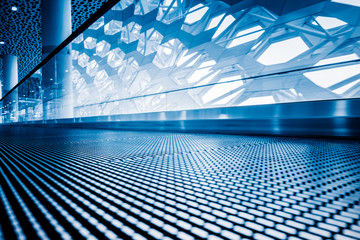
0;126;360;240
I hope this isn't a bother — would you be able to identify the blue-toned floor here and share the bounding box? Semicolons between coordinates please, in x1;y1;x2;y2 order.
0;126;359;240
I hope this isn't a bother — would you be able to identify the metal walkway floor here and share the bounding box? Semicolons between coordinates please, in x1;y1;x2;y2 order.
0;126;359;240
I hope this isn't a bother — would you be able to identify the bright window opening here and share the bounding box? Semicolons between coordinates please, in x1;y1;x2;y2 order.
163;0;176;6
199;60;216;68
186;55;201;67
332;0;360;7
257;37;309;65
176;50;197;66
206;14;225;30
78;53;90;67
184;4;209;24
96;40;111;57
202;81;243;104
290;88;297;95
84;37;97;49
104;20;123;35
212;15;235;39
227;26;264;48
188;67;212;83
304;64;360;88
214;90;243;105
188;1;201;10
251;41;263;50
333;79;360;94
195;70;220;86
315;53;359;66
73;34;83;44
314;16;347;30
219;75;242;83
89;16;104;30
239;96;275;106
107;48;125;68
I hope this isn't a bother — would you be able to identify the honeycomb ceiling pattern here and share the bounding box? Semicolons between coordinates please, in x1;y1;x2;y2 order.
1;0;360;123
0;0;109;84
68;0;360;118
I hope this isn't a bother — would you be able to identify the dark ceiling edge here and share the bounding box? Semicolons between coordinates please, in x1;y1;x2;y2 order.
1;0;120;101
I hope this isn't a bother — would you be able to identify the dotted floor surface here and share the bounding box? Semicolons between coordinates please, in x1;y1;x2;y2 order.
0;126;360;240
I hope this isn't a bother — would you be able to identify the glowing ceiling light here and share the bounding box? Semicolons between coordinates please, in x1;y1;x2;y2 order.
11;6;18;11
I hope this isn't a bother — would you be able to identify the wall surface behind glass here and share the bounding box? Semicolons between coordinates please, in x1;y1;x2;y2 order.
2;0;360;122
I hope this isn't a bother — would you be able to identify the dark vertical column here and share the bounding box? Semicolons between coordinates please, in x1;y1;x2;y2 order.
0;77;1;124
2;55;19;123
41;0;73;120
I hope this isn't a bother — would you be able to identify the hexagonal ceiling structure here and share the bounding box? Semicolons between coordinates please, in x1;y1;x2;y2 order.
2;0;360;121
67;0;360;118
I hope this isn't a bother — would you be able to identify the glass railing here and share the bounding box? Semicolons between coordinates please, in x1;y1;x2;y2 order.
1;0;360;123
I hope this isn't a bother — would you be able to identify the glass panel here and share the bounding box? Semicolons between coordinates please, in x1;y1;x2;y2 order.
1;0;360;123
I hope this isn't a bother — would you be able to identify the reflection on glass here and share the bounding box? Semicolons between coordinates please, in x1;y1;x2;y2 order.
1;0;360;123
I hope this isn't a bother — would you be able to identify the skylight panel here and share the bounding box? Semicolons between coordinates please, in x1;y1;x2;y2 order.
176;50;197;66
314;16;347;30
184;4;209;25
214;90;242;105
188;67;212;83
219;75;242;83
332;0;360;7
202;81;243;104
199;60;216;68
239;96;275;106
206;14;225;30
212;15;235;39
257;37;309;65
333;79;360;94
304;64;360;88
314;53;359;66
227;26;264;48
